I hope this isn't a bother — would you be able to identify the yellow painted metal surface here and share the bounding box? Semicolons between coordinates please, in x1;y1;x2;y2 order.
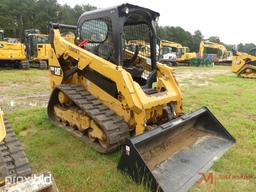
160;40;182;49
0;110;6;142
232;51;256;78
49;29;183;135
36;44;51;61
54;106;90;131
0;41;26;61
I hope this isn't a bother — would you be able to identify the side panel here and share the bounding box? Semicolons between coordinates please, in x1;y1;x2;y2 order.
232;55;245;73
36;44;51;60
0;110;6;142
0;42;26;61
48;47;64;88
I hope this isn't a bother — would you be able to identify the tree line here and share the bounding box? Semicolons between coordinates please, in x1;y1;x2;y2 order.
0;0;255;53
157;26;256;53
0;0;96;40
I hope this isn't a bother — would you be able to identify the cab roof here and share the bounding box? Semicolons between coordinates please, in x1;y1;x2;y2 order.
78;3;160;23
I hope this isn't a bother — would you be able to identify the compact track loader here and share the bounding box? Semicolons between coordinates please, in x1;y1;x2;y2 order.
0;30;29;69
232;49;256;78
0;109;58;191
47;4;235;191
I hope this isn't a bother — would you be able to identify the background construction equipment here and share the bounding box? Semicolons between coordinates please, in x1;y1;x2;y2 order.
194;40;233;66
232;49;256;78
24;29;50;69
159;40;196;66
0;30;29;69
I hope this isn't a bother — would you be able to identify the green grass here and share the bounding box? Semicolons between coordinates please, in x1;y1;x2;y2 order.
7;108;146;192
0;69;48;82
4;67;256;191
183;75;256;192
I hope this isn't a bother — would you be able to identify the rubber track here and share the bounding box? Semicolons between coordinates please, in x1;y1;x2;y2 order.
20;61;30;69
237;65;256;79
48;84;130;153
0;119;32;180
39;61;48;69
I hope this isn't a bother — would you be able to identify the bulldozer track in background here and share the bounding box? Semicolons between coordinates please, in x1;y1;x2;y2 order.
0;119;32;180
18;61;30;69
48;84;130;153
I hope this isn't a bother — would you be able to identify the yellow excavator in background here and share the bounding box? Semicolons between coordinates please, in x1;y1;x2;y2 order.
176;46;196;63
199;41;233;64
232;48;256;78
47;4;235;192
0;109;59;191
0;30;29;69
24;29;51;69
159;40;196;65
159;40;180;66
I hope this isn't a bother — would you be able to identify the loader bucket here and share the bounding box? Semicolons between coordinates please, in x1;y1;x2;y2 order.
118;107;235;192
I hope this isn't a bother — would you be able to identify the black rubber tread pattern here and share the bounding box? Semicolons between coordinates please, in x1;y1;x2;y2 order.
0;119;32;180
20;61;30;69
39;61;48;69
48;84;129;153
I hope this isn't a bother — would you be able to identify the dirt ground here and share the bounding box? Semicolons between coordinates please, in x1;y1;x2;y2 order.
174;68;230;81
0;66;230;112
0;69;50;112
173;67;230;87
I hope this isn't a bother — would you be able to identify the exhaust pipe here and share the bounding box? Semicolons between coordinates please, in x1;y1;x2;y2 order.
118;107;235;192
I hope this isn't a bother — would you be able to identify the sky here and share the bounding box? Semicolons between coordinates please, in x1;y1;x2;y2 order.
58;0;256;45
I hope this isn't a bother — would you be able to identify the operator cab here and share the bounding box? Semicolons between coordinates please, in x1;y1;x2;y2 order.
25;29;49;59
160;46;176;58
77;4;159;88
177;47;189;58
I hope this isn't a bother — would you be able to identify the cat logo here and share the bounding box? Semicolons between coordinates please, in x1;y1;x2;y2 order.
49;66;62;76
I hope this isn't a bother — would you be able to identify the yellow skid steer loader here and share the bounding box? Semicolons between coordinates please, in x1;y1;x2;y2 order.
232;49;256;78
47;4;235;191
